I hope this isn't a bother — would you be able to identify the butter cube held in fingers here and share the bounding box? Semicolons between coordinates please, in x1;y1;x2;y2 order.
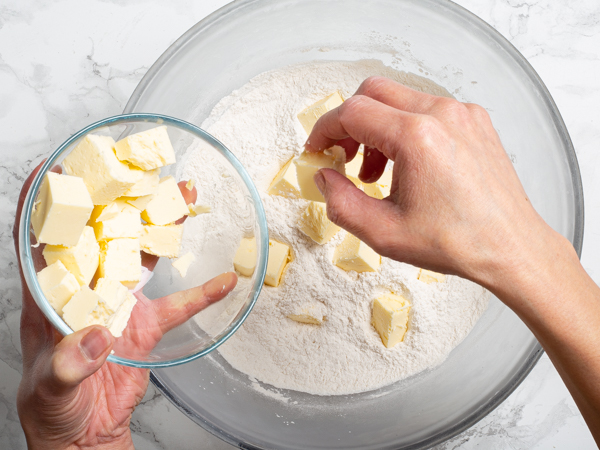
36;261;80;316
294;146;346;202
364;170;393;200
372;293;411;348
297;91;345;135
114;126;176;170
141;176;189;225
298;201;340;245
63;134;143;205
333;233;381;273
268;157;301;198
31;172;94;246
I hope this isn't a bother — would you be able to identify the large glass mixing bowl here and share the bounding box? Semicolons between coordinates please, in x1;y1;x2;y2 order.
124;0;583;447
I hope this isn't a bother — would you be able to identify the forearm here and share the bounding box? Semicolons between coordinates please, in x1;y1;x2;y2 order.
486;226;600;443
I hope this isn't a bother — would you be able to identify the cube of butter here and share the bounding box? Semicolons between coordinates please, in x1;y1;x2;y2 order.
115;126;176;170
294;146;346;202
268;157;301;198
364;170;393;200
141;176;189;225
36;260;80;316
123;168;160;197
90;200;142;241
287;304;326;325
345;152;363;187
265;240;291;287
43;226;100;286
63;134;144;205
62;286;102;332
31;172;94;246
297;91;344;135
139;224;183;258
106;291;137;337
93;278;129;316
333;233;380;273
298;201;340;245
187;203;211;217
418;268;446;284
126;194;154;211
99;238;142;288
172;252;195;277
233;237;257;277
372;293;411;348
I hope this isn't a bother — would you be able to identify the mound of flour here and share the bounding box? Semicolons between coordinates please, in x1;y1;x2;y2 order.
182;60;489;396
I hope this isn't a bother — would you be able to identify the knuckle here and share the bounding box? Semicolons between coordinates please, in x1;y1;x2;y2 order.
434;97;467;116
338;95;367;125
408;115;438;146
465;103;491;121
356;76;389;97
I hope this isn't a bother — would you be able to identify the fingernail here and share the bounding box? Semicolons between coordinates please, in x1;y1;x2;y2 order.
80;328;111;361
314;171;326;195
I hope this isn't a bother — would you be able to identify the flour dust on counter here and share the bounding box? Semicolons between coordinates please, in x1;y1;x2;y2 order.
181;60;489;396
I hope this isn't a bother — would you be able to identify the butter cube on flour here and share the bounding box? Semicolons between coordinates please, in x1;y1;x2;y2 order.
90;200;142;241
333;233;380;273
123;168;160;198
265;240;291;287
115;126;176;170
141;176;189;225
36;260;80;316
139;224;183;258
62;286;103;332
268;157;301;198
418;268;446;284
294;146;346;202
297;91;345;135
364;170;393;200
43;226;100;286
372;293;411;348
99;238;142;288
298;201;340;245
63;134;143;205
233;237;257;277
172;252;195;277
31;172;94;246
288;303;326;325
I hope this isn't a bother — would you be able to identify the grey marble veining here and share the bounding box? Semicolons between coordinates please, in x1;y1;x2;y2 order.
0;0;598;448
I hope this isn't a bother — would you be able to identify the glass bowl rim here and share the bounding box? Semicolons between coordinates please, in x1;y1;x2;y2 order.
124;0;585;447
18;112;269;369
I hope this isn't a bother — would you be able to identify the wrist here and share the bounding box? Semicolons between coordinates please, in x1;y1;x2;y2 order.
23;425;134;450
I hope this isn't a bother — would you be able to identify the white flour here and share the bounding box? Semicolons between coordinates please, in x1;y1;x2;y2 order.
182;60;489;396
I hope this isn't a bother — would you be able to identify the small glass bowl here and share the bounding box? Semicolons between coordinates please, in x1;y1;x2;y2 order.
18;113;268;368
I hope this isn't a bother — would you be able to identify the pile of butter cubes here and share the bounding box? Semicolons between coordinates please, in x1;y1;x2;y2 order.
232;91;447;348
32;126;205;337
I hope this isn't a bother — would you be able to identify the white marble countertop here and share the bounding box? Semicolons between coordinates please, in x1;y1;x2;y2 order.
0;0;598;448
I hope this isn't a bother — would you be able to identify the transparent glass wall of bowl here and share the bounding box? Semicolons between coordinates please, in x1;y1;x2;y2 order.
19;114;268;369
124;0;582;447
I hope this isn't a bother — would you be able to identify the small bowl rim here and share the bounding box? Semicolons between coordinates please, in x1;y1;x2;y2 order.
18;112;269;369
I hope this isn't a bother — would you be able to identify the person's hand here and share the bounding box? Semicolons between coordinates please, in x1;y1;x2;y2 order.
308;76;600;444
307;76;567;296
13;163;237;450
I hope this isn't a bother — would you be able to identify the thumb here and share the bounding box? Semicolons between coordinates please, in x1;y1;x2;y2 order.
314;168;398;252
43;326;114;395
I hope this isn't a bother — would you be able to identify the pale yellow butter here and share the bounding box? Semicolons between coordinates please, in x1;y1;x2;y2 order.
345;152;363;187
298;201;340;245
372;293;411;348
287;304;325;325
333;233;380;273
43;226;100;286
126;194;154;211
31;172;94;246
187;203;211;217
90;200;142;241
233;237;257;277
297;91;344;135
99;238;142;288
123;168;160;197
36;260;80;316
172;252;195;277
141;176;189;225
106;291;137;337
93;278;129;316
268;157;301;198
114;126;176;170
185;179;195;191
265;240;291;287
139;224;183;258
294;146;346;202
364;170;393;200
63;134;143;205
62;286;102;332
418;268;446;284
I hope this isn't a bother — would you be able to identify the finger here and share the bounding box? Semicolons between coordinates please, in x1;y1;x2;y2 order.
152;272;237;334
333;137;360;162
354;76;440;114
314;169;399;252
359;146;388;184
305;95;421;162
40;326;114;396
